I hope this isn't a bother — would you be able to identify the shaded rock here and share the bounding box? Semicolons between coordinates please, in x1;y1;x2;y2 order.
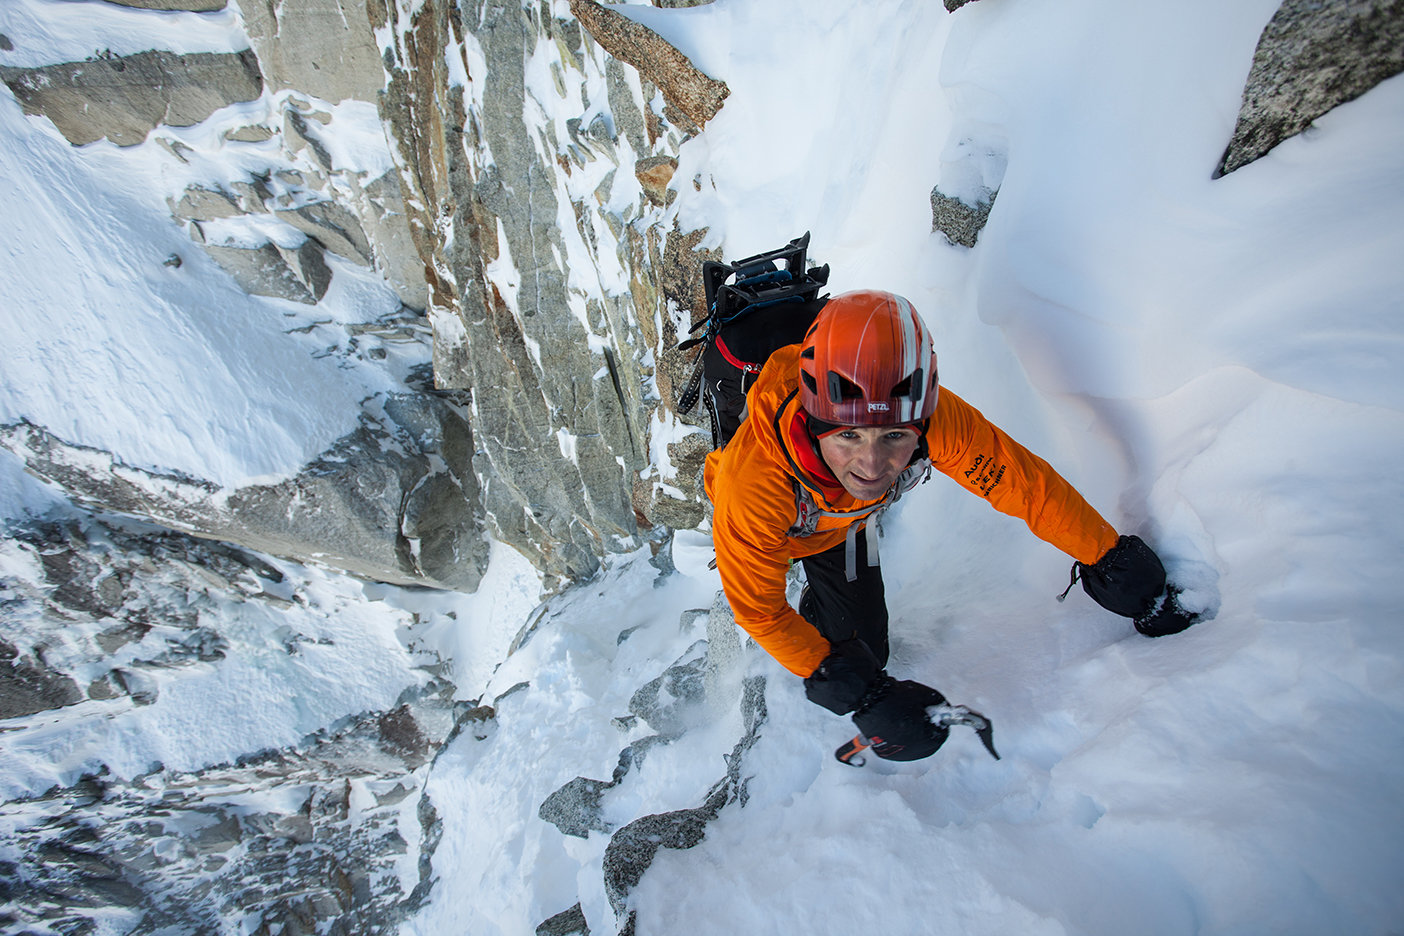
570;0;730;128
606;58;648;155
0;688;449;933
378;704;431;766
537;903;591;936
0;50;262;147
945;0;979;10
171;186;244;222
202;239;332;305
634;155;677;206
284;109;335;172
379;0;646;586
99;0;227;8
224;124;276;143
362;169;431;312
0;396;488;591
930;185;998;248
653;222;720;421
627;639;706;735
539;777;615;839
276;200;375;266
1218;0;1404;176
602;675;767;916
0;638;84;719
603;793;726;914
241;0;387;104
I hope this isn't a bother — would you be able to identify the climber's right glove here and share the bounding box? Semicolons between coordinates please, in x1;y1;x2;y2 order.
804;639;882;715
853;678;951;761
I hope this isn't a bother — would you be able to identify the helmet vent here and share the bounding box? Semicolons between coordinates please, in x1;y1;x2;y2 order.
827;371;864;403
800;370;818;394
890;368;923;400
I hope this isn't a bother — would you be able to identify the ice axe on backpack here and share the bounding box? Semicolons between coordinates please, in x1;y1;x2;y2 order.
835;703;1001;767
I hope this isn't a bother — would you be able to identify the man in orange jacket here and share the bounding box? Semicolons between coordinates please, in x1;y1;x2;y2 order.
703;290;1196;761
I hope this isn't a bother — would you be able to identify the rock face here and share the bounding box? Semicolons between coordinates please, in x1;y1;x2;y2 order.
0;519;460;934
100;0;228;9
1217;0;1404;176
3;0;730;587
0;388;488;591
376;0;724;585
241;0;388;104
0;50;263;147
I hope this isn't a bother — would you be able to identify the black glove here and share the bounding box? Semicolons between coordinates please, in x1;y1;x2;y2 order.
1078;535;1197;637
853;678;949;761
1132;584;1198;637
804;640;881;715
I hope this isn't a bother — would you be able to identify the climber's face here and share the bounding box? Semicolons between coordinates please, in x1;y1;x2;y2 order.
818;426;921;499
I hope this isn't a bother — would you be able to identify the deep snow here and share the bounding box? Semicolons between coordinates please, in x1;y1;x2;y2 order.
3;0;1404;934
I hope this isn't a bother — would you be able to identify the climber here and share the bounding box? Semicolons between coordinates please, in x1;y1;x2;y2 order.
703;289;1197;761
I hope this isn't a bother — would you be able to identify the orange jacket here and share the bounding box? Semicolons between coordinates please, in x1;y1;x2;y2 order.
703;344;1120;678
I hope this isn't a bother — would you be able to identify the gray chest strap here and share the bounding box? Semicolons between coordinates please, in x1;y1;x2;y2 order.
787;460;932;581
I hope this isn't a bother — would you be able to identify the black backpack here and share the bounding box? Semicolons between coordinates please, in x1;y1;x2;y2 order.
677;233;831;448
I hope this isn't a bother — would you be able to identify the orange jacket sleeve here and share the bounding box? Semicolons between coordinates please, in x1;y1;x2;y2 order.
926;389;1119;565
704;446;834;678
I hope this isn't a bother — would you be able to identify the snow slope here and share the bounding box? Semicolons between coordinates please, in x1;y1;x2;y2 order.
2;0;1403;934
409;1;1404;934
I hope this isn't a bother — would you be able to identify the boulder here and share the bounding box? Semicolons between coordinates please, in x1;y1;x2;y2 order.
930;185;998;248
201;239;333;305
1218;0;1404;176
570;0;730;129
171;186;245;222
634;155;678;206
276;200;375;266
0;50;262;147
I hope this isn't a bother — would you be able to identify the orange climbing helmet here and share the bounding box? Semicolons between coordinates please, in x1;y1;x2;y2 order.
797;290;939;427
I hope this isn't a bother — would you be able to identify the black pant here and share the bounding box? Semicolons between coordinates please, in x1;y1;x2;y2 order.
799;532;889;666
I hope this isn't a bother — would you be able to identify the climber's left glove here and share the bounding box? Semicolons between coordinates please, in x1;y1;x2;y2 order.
1075;535;1198;637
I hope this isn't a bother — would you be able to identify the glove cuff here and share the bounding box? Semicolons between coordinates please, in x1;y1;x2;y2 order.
804;640;882;715
1080;534;1167;619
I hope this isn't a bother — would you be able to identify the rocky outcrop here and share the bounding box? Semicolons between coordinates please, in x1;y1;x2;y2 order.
100;0;228;9
0;515;535;934
200;238;333;304
0;50;263;147
931;185;998;248
535;599;765;935
0;637;83;719
374;0;721;585
602;674;766;930
0;389;488;591
570;0;730;129
1217;0;1404;176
